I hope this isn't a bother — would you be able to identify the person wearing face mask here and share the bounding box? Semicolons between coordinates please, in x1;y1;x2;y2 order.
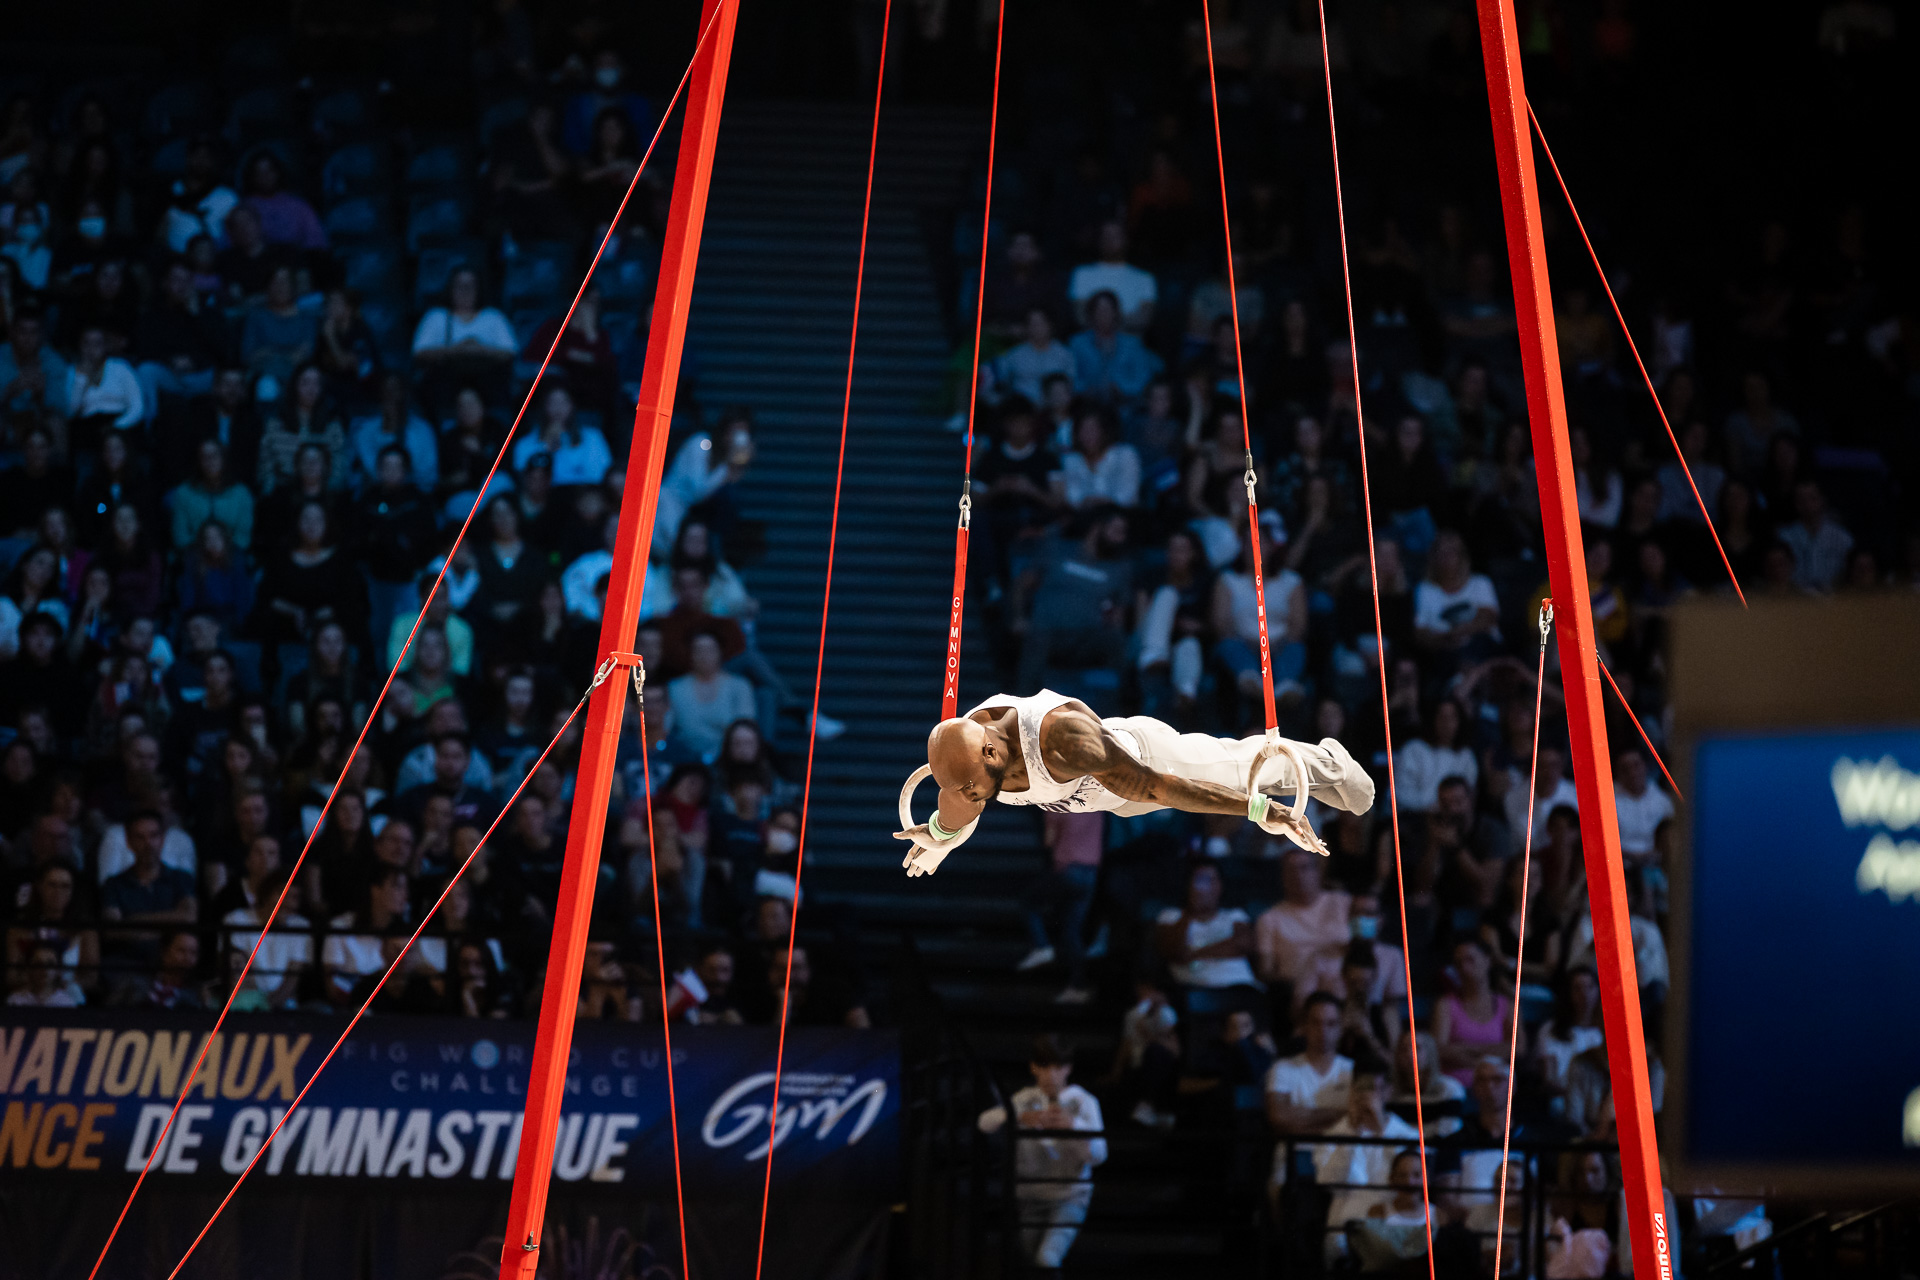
0;206;50;290
562;50;653;157
50;197;125;296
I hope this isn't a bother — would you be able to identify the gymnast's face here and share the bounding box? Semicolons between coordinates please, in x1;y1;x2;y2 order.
929;719;1009;802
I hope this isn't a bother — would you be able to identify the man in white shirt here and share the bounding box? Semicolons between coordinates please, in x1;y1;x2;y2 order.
978;1035;1107;1269
1293;1059;1422;1232
992;308;1077;405
1611;748;1674;863
1266;993;1354;1135
1068;221;1157;331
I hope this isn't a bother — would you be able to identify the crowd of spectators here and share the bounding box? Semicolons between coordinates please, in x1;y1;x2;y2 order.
0;16;865;1033
950;0;1908;1269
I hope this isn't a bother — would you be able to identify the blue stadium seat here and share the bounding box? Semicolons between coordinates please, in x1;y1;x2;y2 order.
477;97;529;149
143;81;216;138
340;242;404;296
225;87;292;146
151;137;193;179
406;194;469;250
358;299;411;367
321;143;390;203
311;88;375;141
404;144;468;192
596;253;651;307
323;197;390;245
503;241;572;308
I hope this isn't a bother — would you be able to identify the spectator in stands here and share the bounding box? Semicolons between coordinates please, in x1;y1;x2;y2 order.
978;1034;1108;1271
1510;746;1579;853
576;107;642;231
1019;808;1102;1004
521;283;620;419
240;266;318;383
241;152;327;252
215;205;295;303
324;865;412;1008
0;309;69;418
1212;518;1308;706
1266;992;1353;1135
1414;530;1501;670
980;228;1062;341
314;288;381;408
169;438;254;550
256;501;367;650
1111;978;1181;1128
135;258;227;419
9;940;83;1006
1395;699;1477;814
655;407;755;549
510;385;610;487
1534;965;1604;1102
1296;1057;1422;1237
5;862;98;998
356;446;438;647
1155;859;1258;992
1433;936;1518;1086
1256;848;1354;1008
1779;479;1853;591
1611;747;1673;866
993;307;1076;406
131;928;204;1009
352;372;439;489
667;631;755;761
1015;509;1136;692
564;50;653;156
66;323;143;429
412;266;516;388
1069;220;1156;330
1058;406;1142;511
1071;289;1162;405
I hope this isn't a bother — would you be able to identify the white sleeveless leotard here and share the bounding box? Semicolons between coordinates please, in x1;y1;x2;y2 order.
965;689;1143;814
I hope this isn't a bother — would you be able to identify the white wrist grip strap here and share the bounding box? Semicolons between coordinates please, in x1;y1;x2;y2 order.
1249;736;1328;855
898;765;979;877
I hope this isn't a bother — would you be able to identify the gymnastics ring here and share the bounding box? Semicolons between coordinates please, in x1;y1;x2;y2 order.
1249;736;1330;856
897;765;979;877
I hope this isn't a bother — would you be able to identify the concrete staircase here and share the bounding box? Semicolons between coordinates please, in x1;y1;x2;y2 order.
685;100;1254;1277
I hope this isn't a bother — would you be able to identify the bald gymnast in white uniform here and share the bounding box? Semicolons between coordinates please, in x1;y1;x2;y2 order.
895;689;1375;877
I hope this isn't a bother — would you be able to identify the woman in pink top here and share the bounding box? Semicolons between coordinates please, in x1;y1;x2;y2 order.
1433;936;1521;1086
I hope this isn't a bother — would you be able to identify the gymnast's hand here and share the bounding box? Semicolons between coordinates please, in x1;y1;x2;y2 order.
893;826;951;877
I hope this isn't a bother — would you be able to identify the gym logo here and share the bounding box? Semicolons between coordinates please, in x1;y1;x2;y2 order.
1653;1210;1672;1280
701;1071;888;1162
1834;757;1920;904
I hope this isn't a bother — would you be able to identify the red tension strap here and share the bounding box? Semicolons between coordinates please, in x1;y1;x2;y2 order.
1494;600;1551;1279
160;675;603;1279
755;4;893;1275
1526;103;1746;608
944;0;1007;720
1312;0;1436;1268
83;23;715;1279
1200;0;1278;734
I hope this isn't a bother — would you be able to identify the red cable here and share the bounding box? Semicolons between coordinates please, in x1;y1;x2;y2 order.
1597;656;1683;800
1199;0;1278;734
158;678;598;1278
1312;1;1436;1267
754;4;891;1273
635;683;692;1280
1525;102;1747;608
1494;607;1550;1280
943;0;1006;720
82;20;718;1278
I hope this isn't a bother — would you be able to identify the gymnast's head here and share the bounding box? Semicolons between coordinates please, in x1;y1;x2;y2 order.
928;716;1010;801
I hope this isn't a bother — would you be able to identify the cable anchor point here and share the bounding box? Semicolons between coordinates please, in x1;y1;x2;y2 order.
522;1233;539;1253
1537;598;1554;648
957;489;972;531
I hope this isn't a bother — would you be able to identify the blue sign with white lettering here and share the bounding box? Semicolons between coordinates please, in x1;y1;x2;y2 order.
1688;728;1920;1167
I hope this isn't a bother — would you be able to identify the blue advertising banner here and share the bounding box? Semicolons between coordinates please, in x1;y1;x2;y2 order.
0;1012;897;1188
1688;727;1920;1170
0;1014;900;1279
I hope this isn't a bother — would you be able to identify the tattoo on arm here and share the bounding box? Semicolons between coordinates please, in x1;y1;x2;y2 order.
1045;714;1248;816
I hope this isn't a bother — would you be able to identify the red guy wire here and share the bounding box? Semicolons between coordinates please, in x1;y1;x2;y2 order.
1494;608;1550;1279
1597;656;1683;800
1526;102;1747;607
960;0;1008;464
636;682;693;1280
1199;0;1278;734
1313;0;1437;1268
83;18;720;1279
161;683;596;1279
754;3;891;1275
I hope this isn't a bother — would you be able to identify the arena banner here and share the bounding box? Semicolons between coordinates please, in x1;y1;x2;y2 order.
0;1012;899;1280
